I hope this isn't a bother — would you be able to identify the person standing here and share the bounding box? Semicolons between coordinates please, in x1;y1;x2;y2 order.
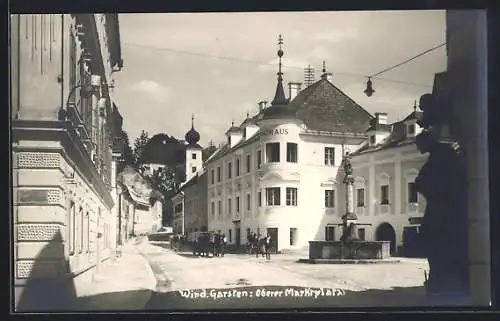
265;234;271;260
220;233;227;257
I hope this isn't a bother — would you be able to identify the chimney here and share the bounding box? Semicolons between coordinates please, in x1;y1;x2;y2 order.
258;100;267;112
288;82;302;101
321;72;333;83
375;112;388;125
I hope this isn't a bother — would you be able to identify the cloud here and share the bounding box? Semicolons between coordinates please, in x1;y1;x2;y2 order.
311;28;358;43
130;80;172;102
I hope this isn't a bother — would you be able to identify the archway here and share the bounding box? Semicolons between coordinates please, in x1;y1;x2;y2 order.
375;222;396;255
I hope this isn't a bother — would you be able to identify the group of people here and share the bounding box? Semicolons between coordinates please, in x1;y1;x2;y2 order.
247;232;272;260
192;232;228;258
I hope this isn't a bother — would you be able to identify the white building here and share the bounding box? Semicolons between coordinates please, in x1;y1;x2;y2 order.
204;39;428;254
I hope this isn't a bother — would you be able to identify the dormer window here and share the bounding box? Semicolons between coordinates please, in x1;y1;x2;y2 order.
408;124;416;135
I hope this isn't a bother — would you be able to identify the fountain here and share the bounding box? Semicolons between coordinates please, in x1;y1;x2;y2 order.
305;152;395;264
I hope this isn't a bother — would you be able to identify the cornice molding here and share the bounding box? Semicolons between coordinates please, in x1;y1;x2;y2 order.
12;120;114;209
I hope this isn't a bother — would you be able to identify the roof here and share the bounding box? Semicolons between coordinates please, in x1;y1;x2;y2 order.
205;131;262;165
180;170;207;191
225;126;242;135
402;110;423;123
366;119;392;132
351;111;417;155
289;77;374;133
205;77;374;164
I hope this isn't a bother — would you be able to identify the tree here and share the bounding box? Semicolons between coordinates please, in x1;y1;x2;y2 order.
146;166;183;226
118;131;135;171
133;130;150;166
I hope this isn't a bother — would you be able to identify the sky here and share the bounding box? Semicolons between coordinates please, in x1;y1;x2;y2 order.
112;10;446;147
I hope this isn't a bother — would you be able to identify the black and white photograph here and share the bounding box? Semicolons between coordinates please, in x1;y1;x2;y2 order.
10;9;490;312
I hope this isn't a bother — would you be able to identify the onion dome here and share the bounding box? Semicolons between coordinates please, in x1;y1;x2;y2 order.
185;114;200;145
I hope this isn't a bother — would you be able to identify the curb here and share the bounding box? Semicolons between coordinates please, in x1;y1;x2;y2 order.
133;243;158;308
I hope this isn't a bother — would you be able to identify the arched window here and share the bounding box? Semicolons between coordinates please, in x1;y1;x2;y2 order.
377;173;392;215
404;169;420;213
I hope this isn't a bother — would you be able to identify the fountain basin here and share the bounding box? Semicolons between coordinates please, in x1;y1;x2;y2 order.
305;241;395;264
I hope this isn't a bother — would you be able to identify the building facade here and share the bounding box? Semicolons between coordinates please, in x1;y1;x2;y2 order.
205;39;427;254
180;170;209;233
11;14;123;310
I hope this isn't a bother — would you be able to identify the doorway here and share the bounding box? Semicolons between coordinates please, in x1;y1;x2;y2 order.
235;228;241;249
375;222;396;255
233;221;241;250
267;228;278;254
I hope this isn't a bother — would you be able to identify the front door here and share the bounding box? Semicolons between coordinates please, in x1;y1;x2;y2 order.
235;228;241;249
267;228;278;254
233;221;241;250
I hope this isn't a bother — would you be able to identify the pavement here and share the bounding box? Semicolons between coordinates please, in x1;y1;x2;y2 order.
137;242;436;310
70;240;464;311
73;238;157;311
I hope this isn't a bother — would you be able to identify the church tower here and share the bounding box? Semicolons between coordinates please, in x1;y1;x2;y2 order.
184;114;203;182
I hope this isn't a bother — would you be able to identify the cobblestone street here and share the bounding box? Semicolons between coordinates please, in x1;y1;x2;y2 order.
137;241;430;310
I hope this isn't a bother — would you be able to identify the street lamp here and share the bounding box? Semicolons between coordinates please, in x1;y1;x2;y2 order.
364;77;375;97
58;51;101;122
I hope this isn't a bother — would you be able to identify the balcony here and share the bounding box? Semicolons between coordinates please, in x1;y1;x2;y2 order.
256;162;300;181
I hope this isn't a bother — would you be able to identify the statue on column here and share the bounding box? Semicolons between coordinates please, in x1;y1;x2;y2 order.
414;92;469;299
340;151;359;244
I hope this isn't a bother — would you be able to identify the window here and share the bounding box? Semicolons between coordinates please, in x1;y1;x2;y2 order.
290;228;297;246
266;143;280;162
246;154;251;172
191;166;196;173
257;227;260;237
325;190;335;208
236;158;240;176
211;169;215;184
228;198;232;214
228;229;232;243
258;191;262;207
69;202;75;255
370;135;376;144
358;228;366;241
324;147;335;166
286;143;298;163
236;196;240;213
286;187;298;206
192;153;197;159
228;162;232;179
408;182;418;203
85;212;90;253
211;201;215;216
266;187;281;206
257;150;262;169
218;200;222;216
380;185;389;205
408;124;415;135
77;207;83;253
325;226;335;241
217;166;221;182
247;193;251;211
356;188;365;207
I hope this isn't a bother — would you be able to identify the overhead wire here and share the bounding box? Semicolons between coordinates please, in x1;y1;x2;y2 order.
122;42;442;88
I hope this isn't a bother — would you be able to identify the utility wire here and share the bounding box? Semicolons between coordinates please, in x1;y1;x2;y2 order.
368;42;447;78
122;42;437;88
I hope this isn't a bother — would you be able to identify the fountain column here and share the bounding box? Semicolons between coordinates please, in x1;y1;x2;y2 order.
340;152;358;242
